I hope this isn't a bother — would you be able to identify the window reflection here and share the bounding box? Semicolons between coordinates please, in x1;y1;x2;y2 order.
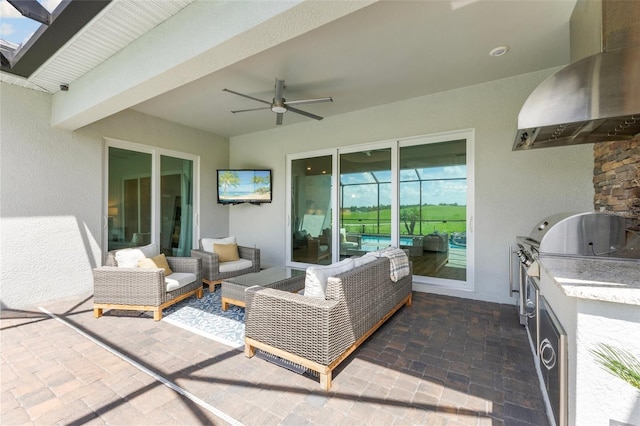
339;149;392;254
108;148;152;251
291;156;333;264
399;141;467;281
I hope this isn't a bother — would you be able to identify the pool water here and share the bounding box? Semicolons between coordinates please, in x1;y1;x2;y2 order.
361;235;414;250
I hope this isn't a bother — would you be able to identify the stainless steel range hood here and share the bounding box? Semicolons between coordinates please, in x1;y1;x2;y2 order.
513;0;640;150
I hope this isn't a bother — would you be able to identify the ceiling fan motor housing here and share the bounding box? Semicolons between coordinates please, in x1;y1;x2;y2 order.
271;98;287;113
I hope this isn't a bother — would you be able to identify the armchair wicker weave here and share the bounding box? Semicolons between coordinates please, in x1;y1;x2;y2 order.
190;237;260;292
93;244;203;321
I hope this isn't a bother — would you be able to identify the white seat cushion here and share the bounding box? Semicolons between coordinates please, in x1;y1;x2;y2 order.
304;258;355;299
219;258;252;273
165;272;196;292
201;236;236;253
353;253;377;268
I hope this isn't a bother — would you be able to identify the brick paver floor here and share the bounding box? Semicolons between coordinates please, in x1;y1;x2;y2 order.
1;291;549;425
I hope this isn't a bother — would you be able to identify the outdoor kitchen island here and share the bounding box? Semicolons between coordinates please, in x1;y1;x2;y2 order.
536;256;640;426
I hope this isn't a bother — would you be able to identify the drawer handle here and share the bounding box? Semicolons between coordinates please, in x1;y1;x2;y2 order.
540;338;556;369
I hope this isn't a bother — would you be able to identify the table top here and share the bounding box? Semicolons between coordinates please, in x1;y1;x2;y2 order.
223;266;305;287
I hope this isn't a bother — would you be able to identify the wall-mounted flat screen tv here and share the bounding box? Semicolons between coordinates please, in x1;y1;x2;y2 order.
217;169;272;205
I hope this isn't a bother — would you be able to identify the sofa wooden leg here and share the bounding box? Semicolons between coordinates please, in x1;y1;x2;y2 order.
245;343;256;358
153;309;162;321
407;293;412;306
320;371;332;391
196;287;203;298
93;307;103;318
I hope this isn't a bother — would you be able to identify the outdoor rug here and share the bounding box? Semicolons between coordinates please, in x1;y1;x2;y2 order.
162;288;245;349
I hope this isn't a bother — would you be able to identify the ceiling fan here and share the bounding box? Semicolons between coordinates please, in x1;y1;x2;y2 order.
223;78;333;125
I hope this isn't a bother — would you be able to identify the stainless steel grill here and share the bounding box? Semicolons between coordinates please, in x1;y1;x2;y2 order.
510;211;638;327
517;211;637;261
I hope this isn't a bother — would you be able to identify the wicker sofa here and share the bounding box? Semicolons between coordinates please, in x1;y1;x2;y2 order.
244;256;412;390
93;244;203;321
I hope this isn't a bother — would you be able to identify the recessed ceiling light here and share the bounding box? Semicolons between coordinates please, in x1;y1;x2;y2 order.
489;45;509;57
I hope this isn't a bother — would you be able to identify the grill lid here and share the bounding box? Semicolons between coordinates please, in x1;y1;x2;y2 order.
519;212;638;260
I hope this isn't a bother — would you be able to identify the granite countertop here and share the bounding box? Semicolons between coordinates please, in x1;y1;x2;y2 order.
538;255;640;306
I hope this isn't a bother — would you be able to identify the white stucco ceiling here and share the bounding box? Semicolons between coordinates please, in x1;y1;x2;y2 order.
4;0;578;138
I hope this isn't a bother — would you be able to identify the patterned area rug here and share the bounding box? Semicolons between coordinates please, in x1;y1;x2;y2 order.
162;287;245;349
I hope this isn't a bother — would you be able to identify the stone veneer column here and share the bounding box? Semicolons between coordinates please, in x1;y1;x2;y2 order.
593;135;640;231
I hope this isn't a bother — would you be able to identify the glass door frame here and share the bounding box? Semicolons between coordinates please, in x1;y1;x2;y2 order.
103;137;200;254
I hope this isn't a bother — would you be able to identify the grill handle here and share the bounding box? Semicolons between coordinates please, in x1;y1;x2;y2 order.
509;245;518;297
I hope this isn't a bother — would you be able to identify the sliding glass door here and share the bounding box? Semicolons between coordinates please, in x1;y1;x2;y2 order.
287;131;473;289
339;148;392;257
289;154;333;265
106;140;198;255
107;147;152;251
160;155;193;257
399;139;467;281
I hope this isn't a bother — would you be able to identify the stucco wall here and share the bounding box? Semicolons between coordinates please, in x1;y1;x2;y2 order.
0;83;229;309
228;68;595;304
1;83;102;309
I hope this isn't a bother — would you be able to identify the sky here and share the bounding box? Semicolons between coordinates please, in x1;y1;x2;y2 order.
341;165;468;208
0;0;62;46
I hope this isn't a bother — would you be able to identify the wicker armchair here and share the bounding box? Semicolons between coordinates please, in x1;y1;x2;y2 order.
190;238;260;292
93;247;203;321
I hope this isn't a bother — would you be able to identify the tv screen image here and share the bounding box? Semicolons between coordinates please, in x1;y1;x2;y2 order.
217;169;272;204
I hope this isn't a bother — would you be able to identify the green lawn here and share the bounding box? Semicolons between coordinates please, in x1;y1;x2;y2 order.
340;204;466;235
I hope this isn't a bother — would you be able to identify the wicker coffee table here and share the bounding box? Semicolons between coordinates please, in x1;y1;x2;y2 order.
221;267;305;311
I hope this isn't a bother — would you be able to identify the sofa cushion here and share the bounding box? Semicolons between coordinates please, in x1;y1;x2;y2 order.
201;236;236;253
304;258;355;299
353;253;377;268
138;253;173;276
219;258;253;273
165;272;196;292
214;243;240;262
139;243;160;257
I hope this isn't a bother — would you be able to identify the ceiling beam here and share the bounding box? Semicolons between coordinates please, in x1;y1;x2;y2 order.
1;0;111;77
50;0;376;131
7;0;51;25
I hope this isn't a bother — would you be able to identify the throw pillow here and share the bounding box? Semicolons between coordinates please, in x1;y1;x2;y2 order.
114;248;145;268
138;253;173;276
304;258;355;299
201;236;236;253
214;243;240;262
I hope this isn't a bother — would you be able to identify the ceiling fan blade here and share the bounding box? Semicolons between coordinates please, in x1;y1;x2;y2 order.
222;88;271;106
274;79;285;102
276;113;284;125
284;97;333;106
230;106;270;113
287;105;324;121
